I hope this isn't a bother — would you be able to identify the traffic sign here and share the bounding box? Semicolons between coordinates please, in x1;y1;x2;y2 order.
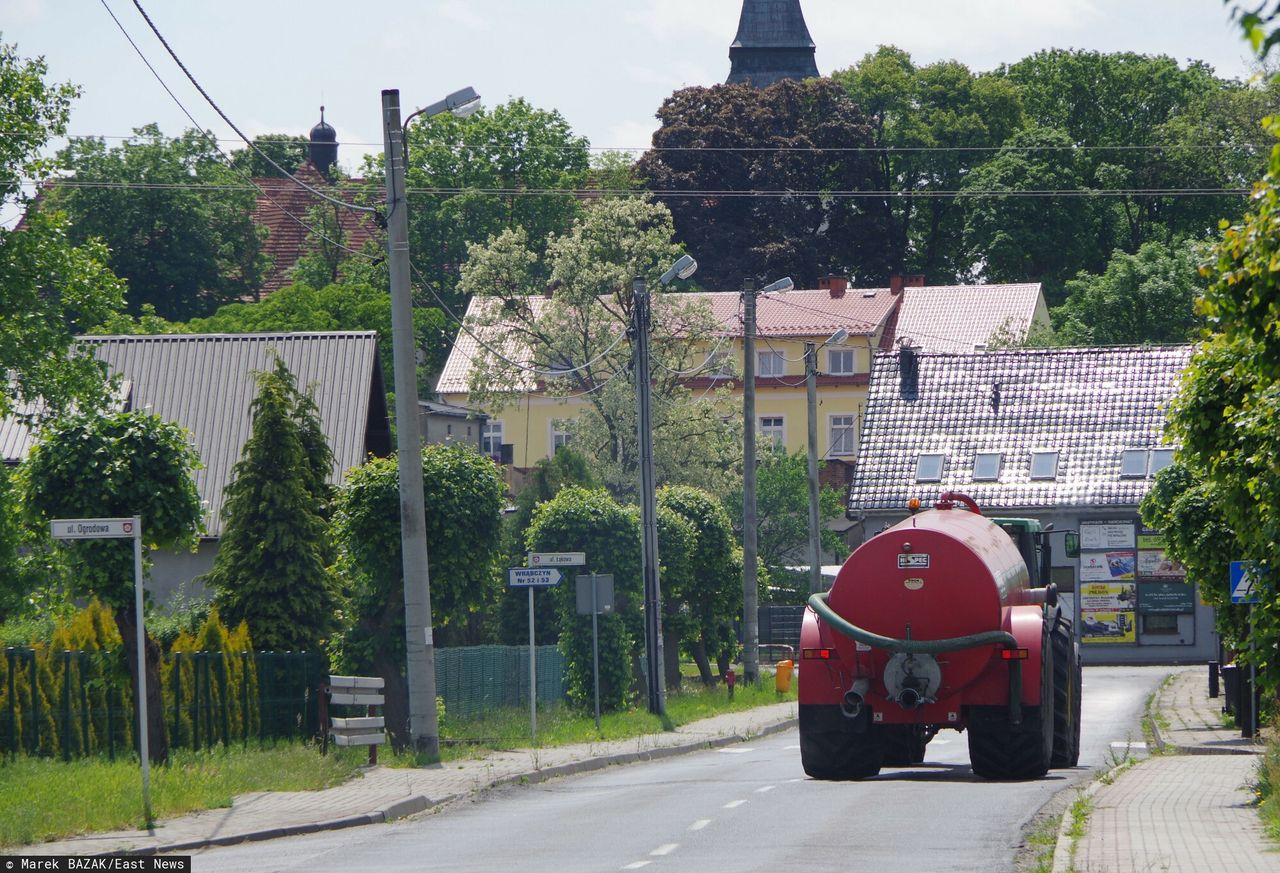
1230;561;1264;604
528;552;586;567
51;517;137;539
509;567;563;588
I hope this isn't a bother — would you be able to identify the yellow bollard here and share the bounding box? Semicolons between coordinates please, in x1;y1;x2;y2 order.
775;659;794;693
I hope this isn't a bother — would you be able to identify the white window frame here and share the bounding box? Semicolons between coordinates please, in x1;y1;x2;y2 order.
481;420;504;457
973;452;1003;481
827;348;856;376
916;453;945;483
550;418;574;455
759;416;785;448
758;350;785;378
1030;450;1060;481
828;414;856;456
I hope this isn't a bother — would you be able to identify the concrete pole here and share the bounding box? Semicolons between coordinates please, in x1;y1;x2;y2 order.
741;279;760;684
805;342;822;596
633;278;666;715
381;89;440;756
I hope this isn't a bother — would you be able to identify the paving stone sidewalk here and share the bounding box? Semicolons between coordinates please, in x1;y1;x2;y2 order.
24;700;797;858
1058;667;1278;873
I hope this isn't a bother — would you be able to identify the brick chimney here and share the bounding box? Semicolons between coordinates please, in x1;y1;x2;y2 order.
889;274;904;295
905;274;926;287
818;275;849;298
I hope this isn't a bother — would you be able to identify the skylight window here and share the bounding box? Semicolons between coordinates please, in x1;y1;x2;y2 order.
916;453;945;482
1120;449;1149;478
1030;451;1059;480
974;452;1003;481
1150;449;1175;475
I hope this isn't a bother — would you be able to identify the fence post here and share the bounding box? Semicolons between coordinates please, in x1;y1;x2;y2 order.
193;651;202;751
240;651;249;747
106;656;114;761
61;650;71;761
29;650;38;756
171;652;182;749
6;648;15;759
78;651;90;756
219;653;230;747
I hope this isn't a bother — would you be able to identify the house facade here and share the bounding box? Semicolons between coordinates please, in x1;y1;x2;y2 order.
846;344;1209;665
437;276;1049;478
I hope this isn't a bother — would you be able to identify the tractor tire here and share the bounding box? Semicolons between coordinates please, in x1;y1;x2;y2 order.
1050;617;1081;768
799;704;883;780
877;724;928;766
968;625;1054;780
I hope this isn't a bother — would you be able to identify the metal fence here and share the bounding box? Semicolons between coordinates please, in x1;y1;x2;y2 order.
435;645;567;720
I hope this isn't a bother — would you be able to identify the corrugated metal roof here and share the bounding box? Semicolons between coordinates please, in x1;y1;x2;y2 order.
79;332;386;536
2;381;132;464
893;283;1045;354
847;345;1194;513
434;288;899;395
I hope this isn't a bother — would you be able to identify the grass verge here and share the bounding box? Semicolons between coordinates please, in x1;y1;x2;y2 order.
0;743;359;847
1255;724;1280;839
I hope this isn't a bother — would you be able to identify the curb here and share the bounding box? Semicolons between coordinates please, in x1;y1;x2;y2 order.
99;716;798;858
1149;674;1263;757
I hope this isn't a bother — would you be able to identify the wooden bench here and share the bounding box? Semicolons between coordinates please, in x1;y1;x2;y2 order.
320;675;385;764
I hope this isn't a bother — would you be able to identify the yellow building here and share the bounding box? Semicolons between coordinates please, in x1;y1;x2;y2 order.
435;276;1048;475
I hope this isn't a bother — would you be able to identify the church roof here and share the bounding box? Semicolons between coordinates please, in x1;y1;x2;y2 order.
727;0;820;87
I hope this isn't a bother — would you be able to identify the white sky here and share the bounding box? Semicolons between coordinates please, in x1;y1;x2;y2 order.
0;0;1262;177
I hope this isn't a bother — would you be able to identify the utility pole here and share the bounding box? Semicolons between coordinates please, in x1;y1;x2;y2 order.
633;276;666;715
381;89;440;755
741;278;760;685
805;341;822;596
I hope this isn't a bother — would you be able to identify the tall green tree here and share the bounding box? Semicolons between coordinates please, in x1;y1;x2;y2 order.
0;40;124;421
228;134;309;179
206;356;336;653
462;197;742;500
49;124;267;320
333;444;504;747
1053;242;1206;345
832;46;1024;283
22;411;203;763
657;486;740;686
363;98;590;317
636;78;885;289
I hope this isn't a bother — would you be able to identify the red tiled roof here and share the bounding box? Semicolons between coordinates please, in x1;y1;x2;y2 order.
250;163;380;296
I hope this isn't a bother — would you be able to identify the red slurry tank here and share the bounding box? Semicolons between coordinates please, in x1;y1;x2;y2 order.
798;493;1082;780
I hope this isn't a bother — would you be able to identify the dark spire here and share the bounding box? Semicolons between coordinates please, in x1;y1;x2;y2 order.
727;0;819;88
308;106;338;177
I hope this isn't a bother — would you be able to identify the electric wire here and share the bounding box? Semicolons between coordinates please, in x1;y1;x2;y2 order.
126;0;376;215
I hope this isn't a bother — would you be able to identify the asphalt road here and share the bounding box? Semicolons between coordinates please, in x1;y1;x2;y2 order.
190;665;1167;873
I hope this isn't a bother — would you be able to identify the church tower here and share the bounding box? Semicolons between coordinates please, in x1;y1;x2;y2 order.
726;0;820;87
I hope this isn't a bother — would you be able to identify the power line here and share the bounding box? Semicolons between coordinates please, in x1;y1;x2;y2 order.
124;0;375;215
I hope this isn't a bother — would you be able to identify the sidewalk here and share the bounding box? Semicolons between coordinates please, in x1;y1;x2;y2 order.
24;700;797;858
1057;666;1277;873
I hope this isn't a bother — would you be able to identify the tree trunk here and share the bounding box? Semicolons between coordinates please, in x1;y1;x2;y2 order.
663;624;682;693
373;646;410;752
690;638;715;686
114;606;169;764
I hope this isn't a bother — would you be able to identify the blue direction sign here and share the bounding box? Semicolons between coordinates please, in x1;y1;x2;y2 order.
1230;561;1263;604
509;567;563;588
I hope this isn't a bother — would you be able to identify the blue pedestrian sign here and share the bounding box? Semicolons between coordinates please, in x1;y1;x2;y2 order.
509;567;563;588
1230;561;1264;604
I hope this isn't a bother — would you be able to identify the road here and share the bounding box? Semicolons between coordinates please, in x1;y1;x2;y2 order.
190;666;1166;873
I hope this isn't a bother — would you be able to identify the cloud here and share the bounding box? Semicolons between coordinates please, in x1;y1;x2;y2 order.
625;0;738;41
604;118;661;153
0;0;47;23
434;0;489;31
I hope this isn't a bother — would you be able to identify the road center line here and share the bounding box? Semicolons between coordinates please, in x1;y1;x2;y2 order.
689;819;711;831
716;747;754;754
755;785;776;793
651;844;679;856
622;862;651;870
724;799;747;809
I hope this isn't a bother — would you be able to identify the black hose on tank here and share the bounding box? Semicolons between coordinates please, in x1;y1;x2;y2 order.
807;591;1018;654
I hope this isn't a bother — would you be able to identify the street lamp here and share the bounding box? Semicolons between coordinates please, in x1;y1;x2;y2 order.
380;85;480;756
635;254;698;715
805;328;848;596
741;275;792;685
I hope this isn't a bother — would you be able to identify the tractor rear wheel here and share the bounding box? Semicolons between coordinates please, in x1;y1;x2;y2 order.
968;625;1054;780
799;704;883;780
877;724;928;766
1050;617;1081;768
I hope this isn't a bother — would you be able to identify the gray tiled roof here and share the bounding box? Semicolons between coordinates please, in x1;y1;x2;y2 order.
78;333;388;536
847;345;1194;513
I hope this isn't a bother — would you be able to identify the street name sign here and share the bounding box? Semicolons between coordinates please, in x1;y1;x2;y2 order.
528;552;586;567
509;567;563;588
51;517;137;539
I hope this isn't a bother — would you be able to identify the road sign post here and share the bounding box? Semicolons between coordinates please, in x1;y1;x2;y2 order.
1230;561;1264;738
510;561;577;739
576;574;614;732
51;517;150;824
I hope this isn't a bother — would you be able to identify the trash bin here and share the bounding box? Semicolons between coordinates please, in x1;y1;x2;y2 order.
1220;663;1238;717
775;659;794;693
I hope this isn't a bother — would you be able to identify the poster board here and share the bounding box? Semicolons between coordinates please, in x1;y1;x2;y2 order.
1080;581;1137;644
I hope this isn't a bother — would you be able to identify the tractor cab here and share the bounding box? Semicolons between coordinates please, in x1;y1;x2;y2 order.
993;518;1049;588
